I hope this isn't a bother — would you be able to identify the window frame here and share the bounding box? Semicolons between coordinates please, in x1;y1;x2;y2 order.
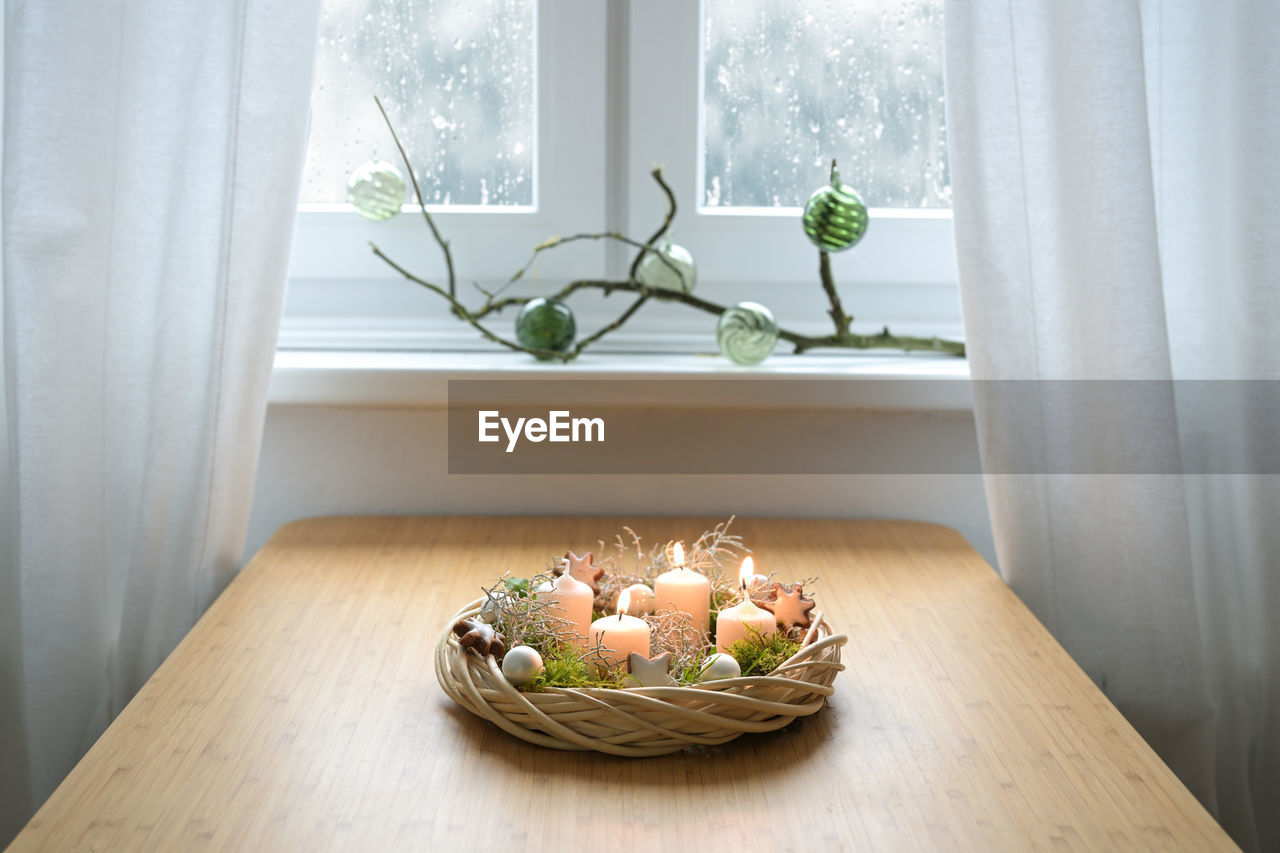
280;0;962;354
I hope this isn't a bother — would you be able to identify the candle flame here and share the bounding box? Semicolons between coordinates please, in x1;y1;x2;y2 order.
672;541;685;568
739;556;755;587
617;588;632;618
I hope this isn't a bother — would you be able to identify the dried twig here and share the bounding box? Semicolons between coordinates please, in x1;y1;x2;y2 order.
374;96;456;299
368;100;965;359
818;249;852;337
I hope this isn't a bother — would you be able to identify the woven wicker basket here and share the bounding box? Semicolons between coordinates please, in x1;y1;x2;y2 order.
436;597;848;757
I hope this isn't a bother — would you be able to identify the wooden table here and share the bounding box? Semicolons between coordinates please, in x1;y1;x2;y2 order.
9;517;1234;851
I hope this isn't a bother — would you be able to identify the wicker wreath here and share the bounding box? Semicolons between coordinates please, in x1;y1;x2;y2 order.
435;597;848;757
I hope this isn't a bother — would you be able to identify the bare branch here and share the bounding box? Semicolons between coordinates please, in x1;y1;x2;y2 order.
371;243;572;361
363;109;965;360
374;95;457;300
818;250;853;337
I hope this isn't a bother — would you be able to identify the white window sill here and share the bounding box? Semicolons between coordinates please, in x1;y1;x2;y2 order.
269;350;974;412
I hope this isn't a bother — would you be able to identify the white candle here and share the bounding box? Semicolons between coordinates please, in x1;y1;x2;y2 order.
653;542;711;635
715;557;777;653
589;589;651;672
544;569;593;647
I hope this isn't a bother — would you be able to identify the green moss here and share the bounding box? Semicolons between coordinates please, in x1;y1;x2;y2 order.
727;626;801;676
523;649;630;691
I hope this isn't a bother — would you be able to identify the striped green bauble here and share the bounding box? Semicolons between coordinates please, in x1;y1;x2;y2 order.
802;160;868;252
347;160;406;221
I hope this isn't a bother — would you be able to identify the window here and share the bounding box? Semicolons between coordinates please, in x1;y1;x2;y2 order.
302;0;536;208
701;0;948;209
283;0;959;354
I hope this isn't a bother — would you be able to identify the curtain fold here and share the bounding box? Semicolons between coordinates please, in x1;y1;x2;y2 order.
945;1;1279;850
0;0;321;843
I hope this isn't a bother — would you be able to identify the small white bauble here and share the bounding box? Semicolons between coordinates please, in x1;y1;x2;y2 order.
479;592;508;624
698;652;742;682
531;579;554;596
622;583;656;616
636;239;696;293
501;645;544;686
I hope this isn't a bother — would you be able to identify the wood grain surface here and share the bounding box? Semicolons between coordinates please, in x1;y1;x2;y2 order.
9;516;1235;852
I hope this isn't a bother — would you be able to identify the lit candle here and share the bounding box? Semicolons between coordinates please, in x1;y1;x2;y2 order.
589;589;651;672
653;542;711;635
544;569;593;647
715;557;778;653
744;557;770;599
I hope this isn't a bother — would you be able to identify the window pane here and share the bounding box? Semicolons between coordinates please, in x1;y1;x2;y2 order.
302;0;534;206
702;0;948;209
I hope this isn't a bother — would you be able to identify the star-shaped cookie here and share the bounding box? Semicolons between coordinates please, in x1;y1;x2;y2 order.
453;618;507;658
760;583;816;630
559;551;605;595
628;651;676;687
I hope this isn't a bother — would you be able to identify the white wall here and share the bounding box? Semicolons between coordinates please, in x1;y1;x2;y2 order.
245;404;997;566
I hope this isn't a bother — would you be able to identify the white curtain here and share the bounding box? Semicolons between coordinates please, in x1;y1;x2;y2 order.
0;0;320;843
945;2;1279;850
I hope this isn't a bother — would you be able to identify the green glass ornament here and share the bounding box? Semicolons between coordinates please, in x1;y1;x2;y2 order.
802;160;868;252
717;301;779;366
347;160;406;221
516;298;576;357
635;238;696;293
